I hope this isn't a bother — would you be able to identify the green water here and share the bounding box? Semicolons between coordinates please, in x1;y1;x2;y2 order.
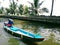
0;18;60;45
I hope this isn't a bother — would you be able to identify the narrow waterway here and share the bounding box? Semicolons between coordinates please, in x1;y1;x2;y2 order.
0;18;60;45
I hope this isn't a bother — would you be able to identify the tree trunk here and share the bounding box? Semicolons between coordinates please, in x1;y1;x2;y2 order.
50;0;54;16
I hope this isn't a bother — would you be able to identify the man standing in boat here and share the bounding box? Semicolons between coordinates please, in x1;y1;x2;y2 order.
4;19;14;27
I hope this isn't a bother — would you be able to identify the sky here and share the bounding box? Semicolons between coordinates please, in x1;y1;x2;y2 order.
0;0;60;16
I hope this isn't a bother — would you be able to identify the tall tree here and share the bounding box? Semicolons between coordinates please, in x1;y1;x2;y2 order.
18;4;24;15
0;7;4;14
28;0;44;16
5;8;10;14
23;6;29;15
9;0;17;15
50;0;54;16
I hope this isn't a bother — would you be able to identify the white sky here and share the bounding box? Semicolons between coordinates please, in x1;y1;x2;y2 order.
0;0;60;16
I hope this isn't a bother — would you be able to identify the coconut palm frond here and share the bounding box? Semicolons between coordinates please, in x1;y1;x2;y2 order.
27;1;34;7
38;1;44;7
28;0;48;16
42;8;49;13
34;0;39;8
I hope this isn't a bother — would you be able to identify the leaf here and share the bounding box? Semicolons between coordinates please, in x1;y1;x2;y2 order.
38;1;44;7
27;1;34;7
42;8;49;13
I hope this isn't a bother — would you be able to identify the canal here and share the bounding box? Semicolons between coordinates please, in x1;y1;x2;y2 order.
0;18;60;45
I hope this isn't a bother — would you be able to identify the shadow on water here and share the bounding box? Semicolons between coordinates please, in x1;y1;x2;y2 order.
14;19;60;33
27;21;60;28
8;38;20;45
19;20;60;32
20;39;38;45
17;19;60;28
8;36;38;45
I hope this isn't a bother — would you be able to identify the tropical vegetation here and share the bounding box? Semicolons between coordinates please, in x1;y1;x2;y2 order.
28;0;49;16
0;7;4;14
0;0;49;16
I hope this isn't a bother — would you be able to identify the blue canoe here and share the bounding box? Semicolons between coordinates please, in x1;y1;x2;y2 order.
4;26;44;41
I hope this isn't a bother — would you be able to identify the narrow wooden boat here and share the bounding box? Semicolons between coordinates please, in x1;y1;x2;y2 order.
4;25;44;42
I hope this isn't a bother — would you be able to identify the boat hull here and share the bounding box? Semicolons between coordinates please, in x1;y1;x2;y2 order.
4;26;44;42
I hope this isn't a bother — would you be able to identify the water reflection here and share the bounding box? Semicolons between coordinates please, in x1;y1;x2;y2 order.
13;19;60;44
8;37;38;45
0;18;60;45
8;38;20;45
21;39;38;45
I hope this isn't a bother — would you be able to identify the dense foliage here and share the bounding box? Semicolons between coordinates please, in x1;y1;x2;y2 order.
0;0;49;16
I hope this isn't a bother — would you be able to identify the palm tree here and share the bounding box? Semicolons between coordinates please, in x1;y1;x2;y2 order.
5;8;10;14
18;4;24;15
28;0;49;16
9;0;17;15
23;6;29;15
28;0;44;16
0;7;4;14
50;0;54;16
